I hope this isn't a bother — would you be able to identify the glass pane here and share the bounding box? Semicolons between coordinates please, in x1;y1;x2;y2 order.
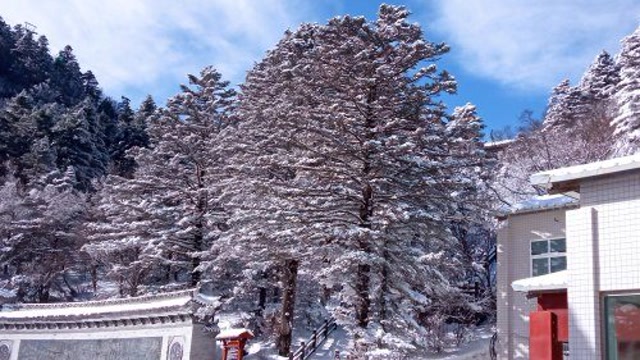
550;256;567;272
532;258;549;276
605;294;640;360
531;240;548;255
550;238;566;253
562;342;569;359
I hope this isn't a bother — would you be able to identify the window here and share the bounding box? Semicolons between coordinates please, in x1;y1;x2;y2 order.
530;238;566;276
604;293;640;359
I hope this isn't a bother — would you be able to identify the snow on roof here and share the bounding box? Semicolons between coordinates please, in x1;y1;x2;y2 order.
0;294;191;319
499;194;578;217
193;292;222;307
511;270;568;293
0;288;219;321
483;139;514;150
216;328;254;340
530;153;640;190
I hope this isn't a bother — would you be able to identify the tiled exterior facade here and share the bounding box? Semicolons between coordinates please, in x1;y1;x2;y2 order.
566;170;640;359
498;167;640;359
566;207;601;359
497;209;567;359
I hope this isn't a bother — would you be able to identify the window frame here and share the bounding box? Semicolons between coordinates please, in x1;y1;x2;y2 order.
530;237;567;276
603;292;640;359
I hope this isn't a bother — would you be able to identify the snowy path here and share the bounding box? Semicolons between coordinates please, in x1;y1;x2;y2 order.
305;326;348;359
297;326;492;360
246;325;493;360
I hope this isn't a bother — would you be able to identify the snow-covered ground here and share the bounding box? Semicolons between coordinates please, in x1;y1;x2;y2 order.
305;326;349;359
244;325;494;360
421;327;494;360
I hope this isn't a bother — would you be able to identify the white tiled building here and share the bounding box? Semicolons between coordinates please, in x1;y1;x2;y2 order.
497;154;640;359
497;196;574;359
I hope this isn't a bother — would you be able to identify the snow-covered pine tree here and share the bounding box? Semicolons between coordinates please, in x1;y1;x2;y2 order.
543;51;618;138
573;50;619;160
542;79;577;130
0;16;15;98
612;25;640;155
8;24;52;92
85;67;236;295
51;45;85;106
221;5;490;356
109;96;153;177
0;167;86;302
446;104;495;292
426;104;496;348
81;70;102;101
82;174;166;297
0;91;37;180
133;96;155;144
51;98;110;190
147;66;235;287
580;51;620;99
496;50;620;206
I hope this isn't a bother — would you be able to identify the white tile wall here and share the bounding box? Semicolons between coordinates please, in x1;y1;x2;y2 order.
566;170;640;359
496;209;567;360
498;170;640;359
566;207;601;359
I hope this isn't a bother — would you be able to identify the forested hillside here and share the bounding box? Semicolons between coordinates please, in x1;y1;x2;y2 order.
0;19;154;189
16;5;640;358
493;24;640;205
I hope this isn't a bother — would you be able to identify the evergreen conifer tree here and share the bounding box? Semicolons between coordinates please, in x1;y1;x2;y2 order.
0;167;86;302
221;6;490;355
51;45;85;106
85;67;236;295
612;26;640;154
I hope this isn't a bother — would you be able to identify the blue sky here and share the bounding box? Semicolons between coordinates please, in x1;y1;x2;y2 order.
1;1;640;133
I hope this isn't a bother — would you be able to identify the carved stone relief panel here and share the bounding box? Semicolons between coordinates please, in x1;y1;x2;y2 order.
0;340;12;360
167;336;185;360
18;337;162;360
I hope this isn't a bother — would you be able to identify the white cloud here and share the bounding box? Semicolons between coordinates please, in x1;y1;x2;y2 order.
5;0;637;102
431;0;640;91
0;0;308;104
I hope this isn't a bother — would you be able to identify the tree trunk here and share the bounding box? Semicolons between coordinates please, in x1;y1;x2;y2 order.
128;278;139;297
37;284;50;303
356;183;373;328
355;264;371;327
320;285;331;306
191;166;205;287
258;287;267;312
379;256;390;322
90;264;98;293
354;85;377;329
190;217;204;287
62;273;78;298
191;208;204;287
277;258;299;356
191;245;201;287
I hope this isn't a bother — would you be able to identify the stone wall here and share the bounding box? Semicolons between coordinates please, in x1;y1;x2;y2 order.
0;289;221;360
18;338;163;360
0;321;216;360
